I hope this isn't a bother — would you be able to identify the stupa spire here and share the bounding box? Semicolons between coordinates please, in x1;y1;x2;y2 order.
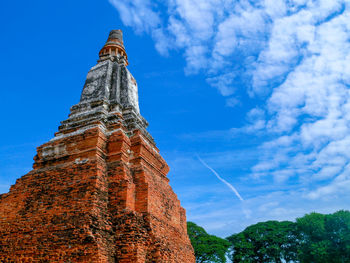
55;30;150;141
98;29;128;65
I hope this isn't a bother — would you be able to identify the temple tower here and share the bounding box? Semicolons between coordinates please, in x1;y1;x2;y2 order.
0;30;195;263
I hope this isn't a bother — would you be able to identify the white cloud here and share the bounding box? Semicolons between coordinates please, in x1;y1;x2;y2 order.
244;2;350;200
109;0;161;33
207;72;237;96
226;97;240;108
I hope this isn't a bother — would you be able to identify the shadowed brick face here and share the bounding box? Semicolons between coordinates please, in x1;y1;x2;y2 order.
0;30;195;263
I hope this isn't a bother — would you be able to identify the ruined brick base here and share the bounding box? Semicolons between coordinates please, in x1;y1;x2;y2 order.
0;126;195;262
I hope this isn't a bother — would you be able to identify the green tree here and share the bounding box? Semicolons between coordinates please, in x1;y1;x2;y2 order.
227;220;298;263
297;210;350;262
296;212;327;262
326;210;350;261
187;221;230;263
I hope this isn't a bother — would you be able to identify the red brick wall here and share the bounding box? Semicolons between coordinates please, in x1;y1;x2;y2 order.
0;126;195;262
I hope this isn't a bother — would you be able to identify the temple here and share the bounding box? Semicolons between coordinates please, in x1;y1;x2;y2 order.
0;30;195;263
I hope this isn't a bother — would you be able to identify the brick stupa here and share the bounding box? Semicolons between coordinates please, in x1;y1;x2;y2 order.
0;30;195;263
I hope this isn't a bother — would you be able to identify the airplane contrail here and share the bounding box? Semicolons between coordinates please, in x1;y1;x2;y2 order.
197;156;244;202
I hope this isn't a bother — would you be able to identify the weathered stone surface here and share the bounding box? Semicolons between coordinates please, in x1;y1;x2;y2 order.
0;30;195;263
80;60;139;114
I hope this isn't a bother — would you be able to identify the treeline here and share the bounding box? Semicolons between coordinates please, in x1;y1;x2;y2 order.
187;210;350;263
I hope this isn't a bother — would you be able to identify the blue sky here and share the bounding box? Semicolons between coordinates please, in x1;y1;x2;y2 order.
1;0;350;237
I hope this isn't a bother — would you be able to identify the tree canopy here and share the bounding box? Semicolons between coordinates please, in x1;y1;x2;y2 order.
187;221;230;263
189;210;350;262
297;210;350;263
227;220;298;262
